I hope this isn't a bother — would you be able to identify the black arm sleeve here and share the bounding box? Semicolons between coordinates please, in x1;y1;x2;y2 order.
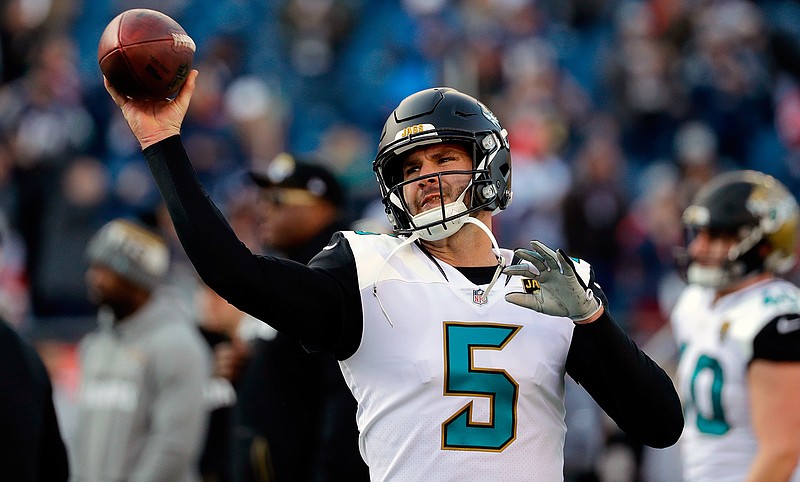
566;312;684;449
752;314;800;362
143;136;362;356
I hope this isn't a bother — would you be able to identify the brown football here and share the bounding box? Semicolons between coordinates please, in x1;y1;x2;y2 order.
98;9;195;100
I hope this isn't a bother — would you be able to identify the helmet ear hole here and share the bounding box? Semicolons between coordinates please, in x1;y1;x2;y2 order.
476;184;497;204
386;210;398;229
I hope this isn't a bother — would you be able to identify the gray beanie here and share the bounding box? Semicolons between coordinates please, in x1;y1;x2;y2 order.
86;219;169;290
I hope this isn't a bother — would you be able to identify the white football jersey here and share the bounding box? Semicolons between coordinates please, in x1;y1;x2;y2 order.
671;278;800;482
339;232;575;481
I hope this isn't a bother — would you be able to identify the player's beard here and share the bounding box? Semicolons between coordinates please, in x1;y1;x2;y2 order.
408;173;470;216
407;176;472;242
87;284;145;321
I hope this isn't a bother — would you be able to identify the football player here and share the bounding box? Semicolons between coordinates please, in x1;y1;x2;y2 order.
104;70;683;481
672;170;800;481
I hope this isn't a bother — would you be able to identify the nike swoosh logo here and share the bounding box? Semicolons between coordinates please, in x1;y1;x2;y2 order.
776;316;800;334
323;241;338;251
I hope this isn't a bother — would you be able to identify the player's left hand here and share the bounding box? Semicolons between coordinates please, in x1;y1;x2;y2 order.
104;69;197;150
503;240;603;324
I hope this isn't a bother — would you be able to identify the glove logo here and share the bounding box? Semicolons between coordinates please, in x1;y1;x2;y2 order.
522;279;540;294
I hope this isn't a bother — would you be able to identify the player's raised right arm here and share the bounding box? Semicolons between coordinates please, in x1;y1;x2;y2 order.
105;70;355;353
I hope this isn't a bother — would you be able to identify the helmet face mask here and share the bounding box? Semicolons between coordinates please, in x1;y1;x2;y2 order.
386;168;481;241
373;88;512;240
678;170;799;290
682;225;757;289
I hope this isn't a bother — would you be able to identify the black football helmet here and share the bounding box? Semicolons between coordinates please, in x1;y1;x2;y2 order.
373;87;512;240
677;170;799;289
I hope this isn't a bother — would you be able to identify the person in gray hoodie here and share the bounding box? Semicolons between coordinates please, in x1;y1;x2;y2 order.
70;218;210;482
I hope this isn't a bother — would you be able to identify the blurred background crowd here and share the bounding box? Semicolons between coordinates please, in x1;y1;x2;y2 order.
3;0;800;480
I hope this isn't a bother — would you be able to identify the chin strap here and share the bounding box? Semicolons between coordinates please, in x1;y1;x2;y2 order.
409;177;472;242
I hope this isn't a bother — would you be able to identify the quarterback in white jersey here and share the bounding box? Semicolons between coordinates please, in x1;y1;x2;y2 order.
672;170;800;482
339;231;574;480
107;78;684;481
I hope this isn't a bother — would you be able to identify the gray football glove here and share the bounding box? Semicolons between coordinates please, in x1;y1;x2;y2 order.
503;240;603;324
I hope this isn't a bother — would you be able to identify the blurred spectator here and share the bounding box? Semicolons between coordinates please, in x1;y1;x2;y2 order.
314;121;377;214
0;316;70;481
172;54;249;209
223;74;287;166
606;0;685;164
71;219;210;482
0;34;95;320
191;193;260;482
681;1;773;166
616;163;684;342
281;0;356;79
196;283;242;482
232;153;369;481
31;155;110;321
562;127;629;309
0;0;77;83
495;107;572;250
563;376;604;482
0;206;28;327
673;120;724;208
0;214;69;480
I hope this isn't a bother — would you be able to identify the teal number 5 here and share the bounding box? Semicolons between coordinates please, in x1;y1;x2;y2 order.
689;354;729;435
442;322;521;451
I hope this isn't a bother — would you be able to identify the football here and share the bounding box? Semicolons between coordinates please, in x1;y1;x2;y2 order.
98;9;196;100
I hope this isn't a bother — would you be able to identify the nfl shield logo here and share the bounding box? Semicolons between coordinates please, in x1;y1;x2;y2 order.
473;289;487;305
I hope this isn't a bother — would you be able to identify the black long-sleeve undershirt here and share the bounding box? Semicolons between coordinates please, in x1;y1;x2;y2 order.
567;315;683;448
144;135;683;448
145;136;359;355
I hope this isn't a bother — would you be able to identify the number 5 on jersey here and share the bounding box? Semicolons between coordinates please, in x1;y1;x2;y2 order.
442;322;521;451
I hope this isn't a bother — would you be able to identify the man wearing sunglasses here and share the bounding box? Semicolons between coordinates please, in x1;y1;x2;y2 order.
225;153;369;481
250;153;347;263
